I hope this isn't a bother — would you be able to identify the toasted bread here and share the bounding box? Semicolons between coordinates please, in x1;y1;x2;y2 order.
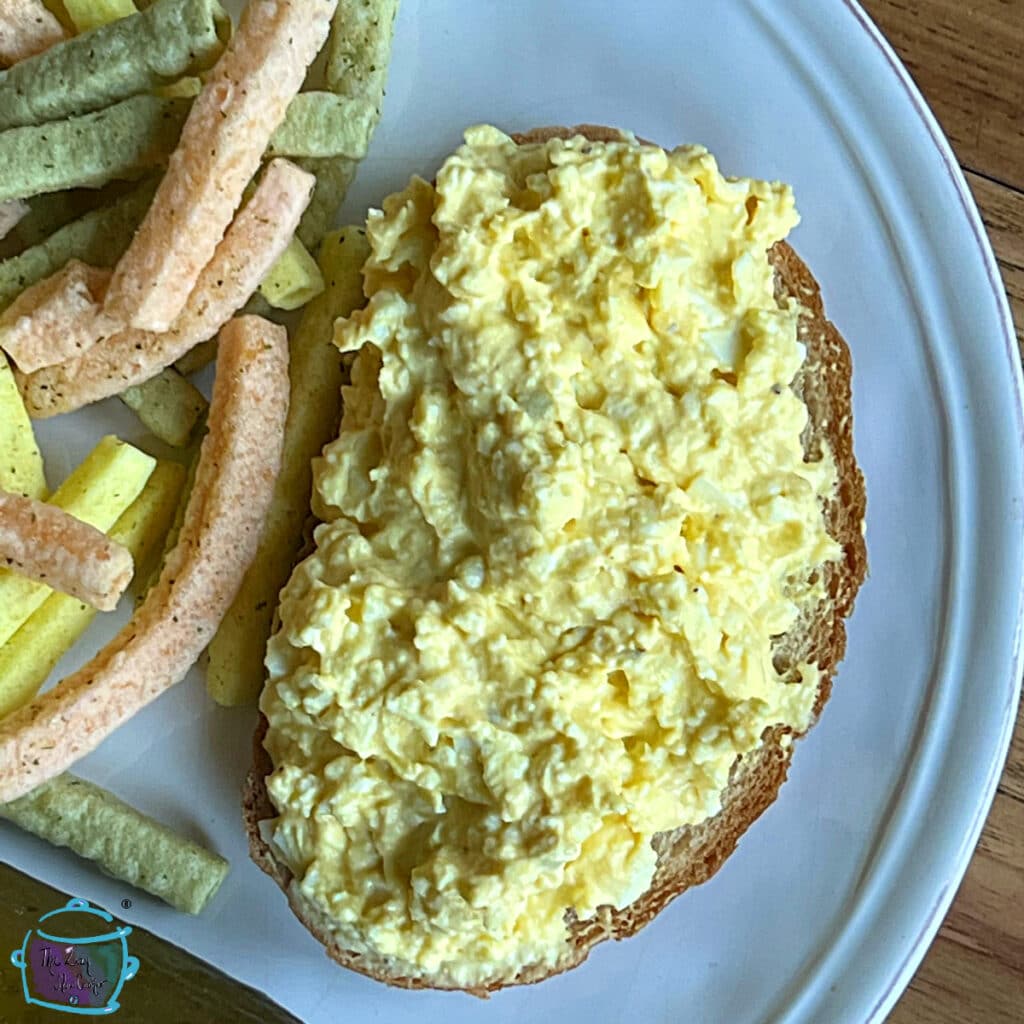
242;125;867;995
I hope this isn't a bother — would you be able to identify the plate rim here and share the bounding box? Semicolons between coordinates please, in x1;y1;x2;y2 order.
803;1;1023;1019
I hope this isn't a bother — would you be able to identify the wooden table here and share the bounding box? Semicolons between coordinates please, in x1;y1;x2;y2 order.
858;3;1024;1021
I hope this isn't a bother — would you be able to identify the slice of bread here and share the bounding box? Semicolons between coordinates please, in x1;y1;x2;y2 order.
242;125;868;995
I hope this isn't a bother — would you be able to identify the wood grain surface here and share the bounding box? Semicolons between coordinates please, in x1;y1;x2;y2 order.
860;2;1024;1021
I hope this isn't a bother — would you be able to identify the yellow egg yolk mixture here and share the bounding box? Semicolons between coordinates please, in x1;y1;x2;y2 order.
261;125;840;984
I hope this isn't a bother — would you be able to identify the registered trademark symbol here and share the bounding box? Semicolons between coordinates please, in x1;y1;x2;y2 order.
121;898;132;909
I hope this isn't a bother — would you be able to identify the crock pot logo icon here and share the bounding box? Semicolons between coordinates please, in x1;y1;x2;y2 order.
9;897;139;1015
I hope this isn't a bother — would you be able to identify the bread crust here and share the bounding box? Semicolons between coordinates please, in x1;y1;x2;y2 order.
242;125;867;994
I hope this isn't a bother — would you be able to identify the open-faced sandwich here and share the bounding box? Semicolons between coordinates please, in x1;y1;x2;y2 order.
245;124;867;994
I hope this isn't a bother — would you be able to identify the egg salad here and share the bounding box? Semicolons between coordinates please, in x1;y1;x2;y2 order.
261;126;841;984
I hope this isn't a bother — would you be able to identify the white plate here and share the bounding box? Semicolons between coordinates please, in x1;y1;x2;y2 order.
3;1;1021;1021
